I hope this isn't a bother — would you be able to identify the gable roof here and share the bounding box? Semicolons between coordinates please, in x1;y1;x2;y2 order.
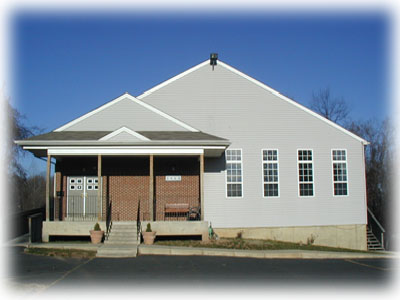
54;93;199;132
137;59;369;145
99;127;150;142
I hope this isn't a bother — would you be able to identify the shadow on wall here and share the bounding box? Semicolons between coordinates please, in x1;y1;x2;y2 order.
204;156;226;173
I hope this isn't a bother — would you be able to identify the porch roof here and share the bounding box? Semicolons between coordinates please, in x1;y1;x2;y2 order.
16;130;230;158
19;130;228;142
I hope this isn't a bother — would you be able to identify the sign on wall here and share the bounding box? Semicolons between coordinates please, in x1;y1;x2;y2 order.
165;175;182;181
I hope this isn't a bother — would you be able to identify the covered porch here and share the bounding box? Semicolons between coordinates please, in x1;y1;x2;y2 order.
41;148;224;242
50;154;205;223
17;130;229;242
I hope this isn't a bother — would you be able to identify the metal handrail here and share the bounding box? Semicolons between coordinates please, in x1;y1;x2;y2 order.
105;198;113;240
367;207;385;249
137;199;141;242
367;207;385;232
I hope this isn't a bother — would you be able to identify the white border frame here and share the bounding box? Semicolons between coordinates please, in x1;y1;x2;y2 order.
261;149;280;198
297;149;315;198
225;148;244;199
331;149;350;197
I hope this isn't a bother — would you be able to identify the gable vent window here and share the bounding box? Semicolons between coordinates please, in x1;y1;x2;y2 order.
298;150;314;197
226;149;243;197
262;149;279;197
332;150;348;196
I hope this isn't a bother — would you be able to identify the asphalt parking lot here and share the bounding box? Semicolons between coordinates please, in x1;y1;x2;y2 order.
4;246;397;294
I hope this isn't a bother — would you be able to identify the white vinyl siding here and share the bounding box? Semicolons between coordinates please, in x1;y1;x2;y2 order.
332;149;348;196
298;150;314;197
262;149;279;197
140;62;367;228
226;149;243;198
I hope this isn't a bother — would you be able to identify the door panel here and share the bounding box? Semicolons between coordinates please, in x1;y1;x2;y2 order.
85;176;99;218
67;176;101;220
67;177;84;219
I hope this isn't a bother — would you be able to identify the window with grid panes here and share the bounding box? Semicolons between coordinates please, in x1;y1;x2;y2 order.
226;149;243;197
332;150;348;196
262;149;279;197
298;150;314;196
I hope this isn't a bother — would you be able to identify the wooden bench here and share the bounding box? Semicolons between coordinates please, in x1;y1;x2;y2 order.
164;203;190;214
164;203;189;220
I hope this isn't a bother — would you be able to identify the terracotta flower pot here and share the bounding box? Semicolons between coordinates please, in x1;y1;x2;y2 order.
90;230;104;244
142;231;156;245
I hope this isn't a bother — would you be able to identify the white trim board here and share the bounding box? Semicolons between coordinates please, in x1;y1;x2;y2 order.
137;60;210;99
54;93;199;132
137;59;369;145
47;148;204;156
23;145;228;156
98;126;150;141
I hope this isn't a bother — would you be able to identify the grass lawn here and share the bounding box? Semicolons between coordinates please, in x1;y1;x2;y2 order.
24;247;97;258
155;237;374;253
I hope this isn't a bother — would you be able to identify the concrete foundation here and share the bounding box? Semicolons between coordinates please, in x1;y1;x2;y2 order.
42;221;208;242
214;224;367;251
42;221;107;242
141;221;209;241
42;221;365;250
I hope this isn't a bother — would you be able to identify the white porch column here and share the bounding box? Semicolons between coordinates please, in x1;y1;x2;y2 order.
200;154;204;221
149;154;154;221
97;154;102;221
45;154;51;221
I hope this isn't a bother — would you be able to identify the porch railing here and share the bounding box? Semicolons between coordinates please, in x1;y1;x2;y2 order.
50;195;201;222
50;195;111;222
138;196;201;221
137;200;141;242
367;207;386;249
105;198;113;240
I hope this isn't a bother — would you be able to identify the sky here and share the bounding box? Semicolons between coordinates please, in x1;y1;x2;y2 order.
10;9;390;174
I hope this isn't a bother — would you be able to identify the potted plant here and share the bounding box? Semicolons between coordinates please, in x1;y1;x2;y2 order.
90;222;104;244
142;223;156;245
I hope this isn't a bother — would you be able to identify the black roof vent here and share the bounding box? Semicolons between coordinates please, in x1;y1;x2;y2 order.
210;53;218;70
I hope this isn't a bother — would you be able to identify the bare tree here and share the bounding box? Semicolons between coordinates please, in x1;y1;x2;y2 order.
347;118;394;230
310;88;350;125
4;98;42;212
6;100;39;179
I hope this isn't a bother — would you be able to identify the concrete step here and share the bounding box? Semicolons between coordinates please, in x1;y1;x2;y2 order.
106;237;138;243
97;244;138;258
99;221;140;256
105;240;138;245
108;231;137;237
112;224;137;228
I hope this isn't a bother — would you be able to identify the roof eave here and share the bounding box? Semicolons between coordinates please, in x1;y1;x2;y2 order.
16;140;231;147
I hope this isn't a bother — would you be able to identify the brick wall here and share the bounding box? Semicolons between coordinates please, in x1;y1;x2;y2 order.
54;156;200;222
154;157;200;221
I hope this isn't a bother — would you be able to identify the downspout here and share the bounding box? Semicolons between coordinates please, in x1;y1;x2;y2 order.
362;141;368;250
362;141;368;225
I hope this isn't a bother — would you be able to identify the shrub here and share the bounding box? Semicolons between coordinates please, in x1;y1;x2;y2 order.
93;223;101;231
146;223;152;232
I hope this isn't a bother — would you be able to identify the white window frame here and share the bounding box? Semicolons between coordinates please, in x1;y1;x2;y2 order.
331;149;349;197
297;149;315;197
261;149;280;198
225;148;244;198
